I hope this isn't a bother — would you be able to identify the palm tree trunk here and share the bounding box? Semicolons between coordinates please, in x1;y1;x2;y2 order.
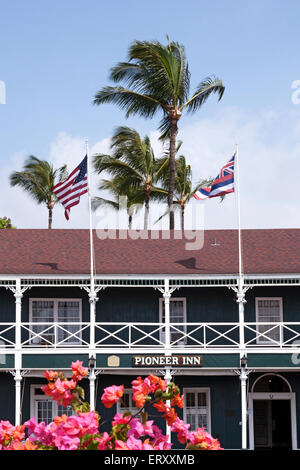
169;118;178;230
144;192;150;230
48;207;53;229
181;206;185;231
128;214;132;230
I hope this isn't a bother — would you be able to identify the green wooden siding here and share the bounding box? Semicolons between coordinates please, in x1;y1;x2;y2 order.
0;373;15;423
22;353;89;369
1;284;300;324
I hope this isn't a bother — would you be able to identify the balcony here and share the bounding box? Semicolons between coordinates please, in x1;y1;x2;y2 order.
0;322;300;351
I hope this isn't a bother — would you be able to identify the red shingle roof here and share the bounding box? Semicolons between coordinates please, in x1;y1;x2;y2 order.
0;229;299;276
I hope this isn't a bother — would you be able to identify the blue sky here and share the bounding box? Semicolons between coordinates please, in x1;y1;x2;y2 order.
1;0;300;229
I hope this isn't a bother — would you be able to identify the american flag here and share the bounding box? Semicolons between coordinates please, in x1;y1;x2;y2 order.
51;156;88;220
194;153;235;200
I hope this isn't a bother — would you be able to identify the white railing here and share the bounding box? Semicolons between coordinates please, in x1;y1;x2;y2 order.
94;322;240;349
0;321;299;349
0;324;15;347
20;323;90;348
95;323;166;348
244;322;300;347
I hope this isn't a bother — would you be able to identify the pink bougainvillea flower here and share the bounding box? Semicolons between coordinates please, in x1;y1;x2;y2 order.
171;417;190;444
163;407;178;426
115;440;130;450
97;432;112;450
71;360;88;381
43;370;58;381
101;385;124;408
112;413;131;427
7;439;38;450
127;418;144;438
171;393;184;409
131;378;150;408
144;375;167;393
153;400;167;413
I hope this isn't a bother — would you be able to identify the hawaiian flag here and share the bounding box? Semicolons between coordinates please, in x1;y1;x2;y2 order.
51;156;88;220
194;153;235;200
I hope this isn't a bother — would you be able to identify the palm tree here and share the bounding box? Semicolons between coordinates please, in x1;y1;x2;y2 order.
92;177;144;229
157;154;212;230
93;126;168;229
10;156;68;229
93;38;224;229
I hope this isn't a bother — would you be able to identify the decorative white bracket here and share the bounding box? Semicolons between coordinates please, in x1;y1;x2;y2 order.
155;369;182;377
6;286;30;297
8;369;30;379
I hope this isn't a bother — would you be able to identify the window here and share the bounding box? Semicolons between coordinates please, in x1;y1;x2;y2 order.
29;299;82;345
183;388;211;432
255;298;283;344
117;389;135;414
31;385;74;425
159;298;187;346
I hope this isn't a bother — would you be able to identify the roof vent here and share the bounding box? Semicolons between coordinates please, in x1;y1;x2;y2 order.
211;238;220;246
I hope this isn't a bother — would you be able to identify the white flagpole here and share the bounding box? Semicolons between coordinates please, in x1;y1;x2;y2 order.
236;144;242;279
85;139;95;288
85;139;97;411
235;144;248;450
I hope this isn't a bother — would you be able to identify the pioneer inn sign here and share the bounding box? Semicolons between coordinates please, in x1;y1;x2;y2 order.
132;355;203;367
1;228;300;449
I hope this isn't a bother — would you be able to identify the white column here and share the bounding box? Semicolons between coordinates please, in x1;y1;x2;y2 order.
164;367;172;444
14;369;22;426
88;288;98;411
163;279;171;350
240;368;248;450
89;367;96;412
14;278;23;350
14;278;23;425
235;278;248;449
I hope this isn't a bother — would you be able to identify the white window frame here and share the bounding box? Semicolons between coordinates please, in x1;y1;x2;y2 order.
29;298;82;345
159;297;187;346
183;387;211;433
116;388;135;414
255;297;283;345
30;384;74;423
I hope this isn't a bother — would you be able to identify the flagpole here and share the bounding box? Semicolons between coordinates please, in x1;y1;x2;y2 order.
85;139;95;288
235;144;248;450
236;144;242;279
86;139;97;411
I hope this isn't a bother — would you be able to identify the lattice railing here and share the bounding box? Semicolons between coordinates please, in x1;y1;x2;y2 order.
244;322;300;347
20;323;90;347
0;321;299;349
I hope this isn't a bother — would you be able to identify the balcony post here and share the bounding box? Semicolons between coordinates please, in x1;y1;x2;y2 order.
240;367;248;450
88;289;98;351
14;278;23;350
163;279;171;350
89;369;96;411
14;368;22;426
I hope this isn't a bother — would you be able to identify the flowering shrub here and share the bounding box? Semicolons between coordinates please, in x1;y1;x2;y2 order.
0;361;222;450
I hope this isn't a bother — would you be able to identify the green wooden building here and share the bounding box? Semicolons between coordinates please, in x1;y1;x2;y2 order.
0;228;300;449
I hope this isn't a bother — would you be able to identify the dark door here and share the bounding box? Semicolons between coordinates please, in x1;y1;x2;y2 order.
253;399;292;449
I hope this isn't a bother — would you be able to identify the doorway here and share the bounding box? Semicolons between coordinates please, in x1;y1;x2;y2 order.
253;399;291;449
249;374;297;450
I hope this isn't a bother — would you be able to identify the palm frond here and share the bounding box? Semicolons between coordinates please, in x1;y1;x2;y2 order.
93;86;160;118
180;76;225;112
